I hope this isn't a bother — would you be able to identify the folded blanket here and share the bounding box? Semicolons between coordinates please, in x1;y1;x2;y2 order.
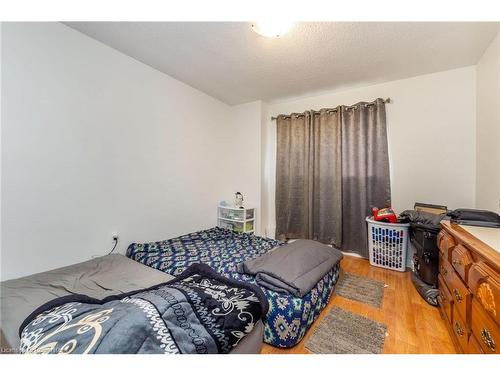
19;263;267;354
237;239;343;297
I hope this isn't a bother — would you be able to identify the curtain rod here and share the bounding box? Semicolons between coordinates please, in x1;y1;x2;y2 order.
271;97;391;121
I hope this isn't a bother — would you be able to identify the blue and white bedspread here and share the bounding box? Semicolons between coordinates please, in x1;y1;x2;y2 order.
127;227;341;348
19;264;267;354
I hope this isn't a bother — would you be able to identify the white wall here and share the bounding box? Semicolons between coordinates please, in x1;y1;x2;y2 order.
1;22;259;281
476;32;500;213
226;101;263;233
262;67;477;237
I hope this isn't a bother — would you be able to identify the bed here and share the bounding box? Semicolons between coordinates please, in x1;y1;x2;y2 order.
126;227;342;348
0;254;264;354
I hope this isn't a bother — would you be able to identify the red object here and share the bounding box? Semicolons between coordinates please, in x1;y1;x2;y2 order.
372;207;398;223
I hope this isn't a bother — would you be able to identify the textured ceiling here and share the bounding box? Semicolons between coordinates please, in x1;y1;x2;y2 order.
65;22;499;105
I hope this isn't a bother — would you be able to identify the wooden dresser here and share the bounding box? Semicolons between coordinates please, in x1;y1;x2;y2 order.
437;221;499;354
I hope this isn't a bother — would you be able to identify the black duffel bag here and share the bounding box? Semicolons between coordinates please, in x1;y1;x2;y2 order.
448;208;500;228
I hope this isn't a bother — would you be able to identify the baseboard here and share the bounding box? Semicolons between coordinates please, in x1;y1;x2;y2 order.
341;251;366;259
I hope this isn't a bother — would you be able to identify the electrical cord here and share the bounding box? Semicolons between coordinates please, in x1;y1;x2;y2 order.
107;237;118;255
91;236;119;259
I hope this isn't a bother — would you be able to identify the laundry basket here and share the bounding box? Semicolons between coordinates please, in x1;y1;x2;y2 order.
366;216;409;272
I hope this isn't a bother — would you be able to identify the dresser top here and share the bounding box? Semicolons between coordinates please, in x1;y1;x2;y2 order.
459;225;500;253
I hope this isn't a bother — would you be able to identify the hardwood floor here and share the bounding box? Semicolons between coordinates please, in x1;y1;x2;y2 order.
260;255;456;354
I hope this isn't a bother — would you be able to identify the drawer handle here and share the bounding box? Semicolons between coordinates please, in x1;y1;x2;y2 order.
440;265;448;276
480;328;496;352
440;292;446;303
453;289;463;303
452;259;462;267
454;322;465;336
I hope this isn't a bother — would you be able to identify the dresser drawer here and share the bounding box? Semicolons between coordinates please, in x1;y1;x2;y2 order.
451;244;473;282
471;299;499;354
469;262;500;325
440;253;453;281
453;304;469;351
437;230;455;262
438;274;453;324
467;334;484;354
446;268;471;323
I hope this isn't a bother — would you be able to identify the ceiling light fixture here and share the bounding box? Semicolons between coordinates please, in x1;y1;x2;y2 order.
251;21;295;38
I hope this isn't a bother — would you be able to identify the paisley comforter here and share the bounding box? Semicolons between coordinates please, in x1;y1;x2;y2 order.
126;227;341;348
19;264;267;354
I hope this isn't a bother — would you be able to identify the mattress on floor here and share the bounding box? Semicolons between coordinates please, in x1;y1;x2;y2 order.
0;254;263;354
127;227;341;348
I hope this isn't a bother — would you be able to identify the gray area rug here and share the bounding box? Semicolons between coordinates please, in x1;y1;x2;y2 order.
305;306;387;354
335;272;385;308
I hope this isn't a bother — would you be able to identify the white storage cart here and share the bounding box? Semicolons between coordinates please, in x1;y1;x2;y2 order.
218;206;255;234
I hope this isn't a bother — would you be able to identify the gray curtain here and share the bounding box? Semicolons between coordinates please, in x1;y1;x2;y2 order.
341;99;391;257
275;98;390;257
275;109;342;247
